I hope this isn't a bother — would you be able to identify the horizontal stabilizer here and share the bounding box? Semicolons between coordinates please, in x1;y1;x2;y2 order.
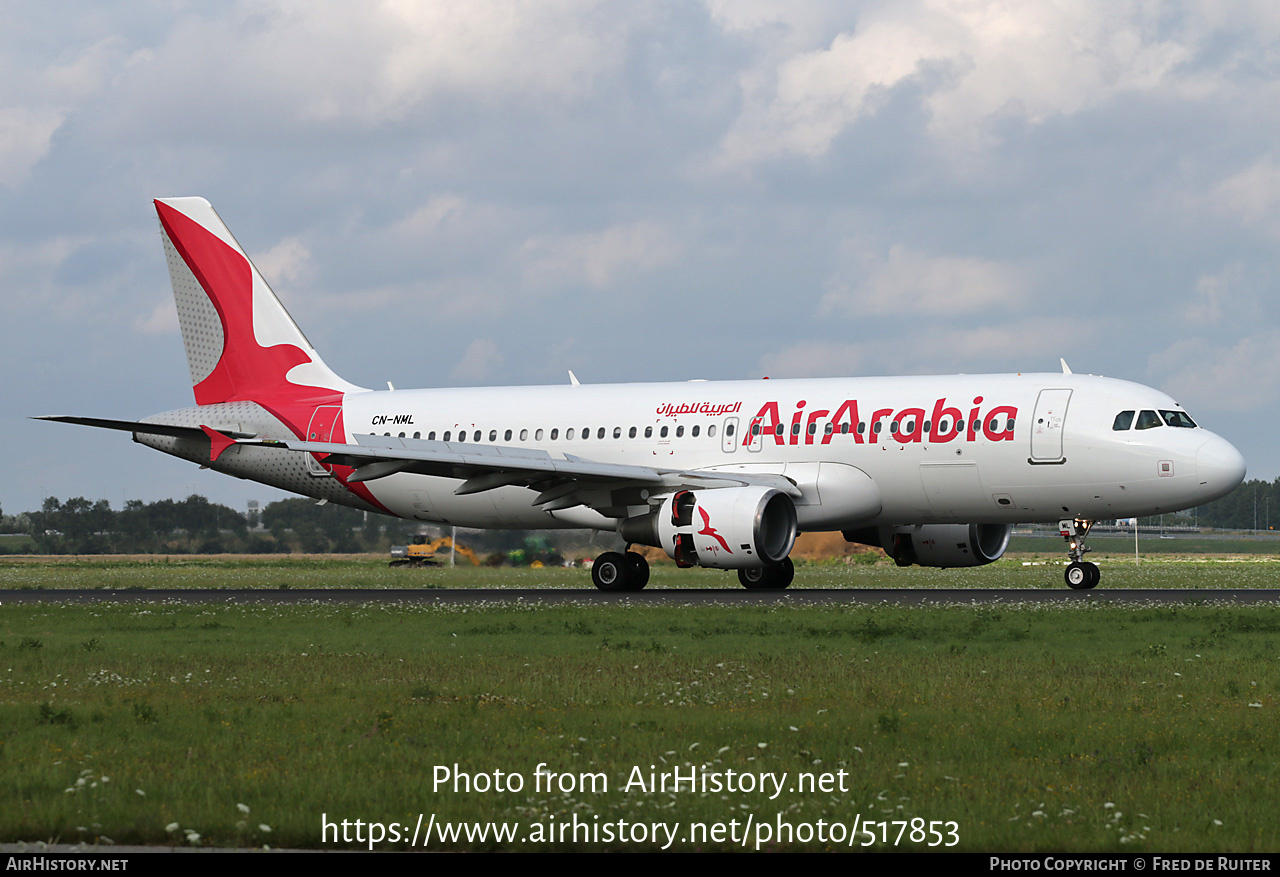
33;415;255;441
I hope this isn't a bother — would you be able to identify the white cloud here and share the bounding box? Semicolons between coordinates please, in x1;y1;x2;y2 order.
393;196;467;240
107;1;623;132
1209;158;1280;231
716;0;1202;168
1149;330;1280;412
1181;263;1257;326
0;106;64;187
521;221;682;290
449;337;504;384
820;243;1025;318
135;300;179;335
253;236;312;287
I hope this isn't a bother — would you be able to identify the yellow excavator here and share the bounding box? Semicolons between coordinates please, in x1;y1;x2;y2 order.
389;535;481;568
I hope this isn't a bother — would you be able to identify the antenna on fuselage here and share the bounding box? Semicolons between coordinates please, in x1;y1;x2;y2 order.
1060;358;1073;375
568;371;581;386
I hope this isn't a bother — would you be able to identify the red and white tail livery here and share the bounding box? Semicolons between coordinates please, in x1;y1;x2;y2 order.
40;198;1248;590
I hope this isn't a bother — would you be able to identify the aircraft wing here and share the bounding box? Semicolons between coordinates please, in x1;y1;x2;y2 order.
252;433;801;514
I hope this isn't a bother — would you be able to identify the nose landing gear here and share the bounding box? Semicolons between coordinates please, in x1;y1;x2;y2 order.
1059;518;1100;589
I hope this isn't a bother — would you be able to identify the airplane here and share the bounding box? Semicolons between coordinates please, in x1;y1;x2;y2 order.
39;197;1247;591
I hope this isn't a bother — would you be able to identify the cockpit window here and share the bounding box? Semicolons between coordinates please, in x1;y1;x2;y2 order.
1135;410;1163;430
1160;410;1197;429
1112;411;1135;431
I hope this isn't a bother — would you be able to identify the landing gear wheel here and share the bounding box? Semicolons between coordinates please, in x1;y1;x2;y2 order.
624;552;649;591
1065;561;1099;590
738;557;795;590
592;552;628;591
1059;519;1100;589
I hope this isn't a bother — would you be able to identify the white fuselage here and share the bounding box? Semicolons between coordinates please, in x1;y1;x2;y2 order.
230;370;1241;532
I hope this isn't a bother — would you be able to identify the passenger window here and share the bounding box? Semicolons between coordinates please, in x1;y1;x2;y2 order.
890;422;898;434
776;424;784;436
692;425;700;437
807;423;817;435
725;424;734;437
873;422;881;434
582;427;589;439
938;420;949;433
676;425;685;437
519;429;528;441
428;431;436;440
398;432;405;438
443;431;451;441
840;423;849;434
792;423;801;436
413;432;420;439
629;426;637;438
489;430;498;442
504;429;512;441
645;426;653;438
534;429;541;441
857;422;865;434
1113;411;1134;430
708;425;716;438
598;427;606;439
551;428;559;440
567;428;575;440
661;426;669;438
752;423;760;436
1136;410;1162;430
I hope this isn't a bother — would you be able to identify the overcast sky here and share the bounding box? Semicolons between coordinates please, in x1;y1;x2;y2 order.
3;0;1278;517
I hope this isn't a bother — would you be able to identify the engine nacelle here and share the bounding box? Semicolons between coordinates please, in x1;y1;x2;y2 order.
844;523;1012;568
619;486;797;570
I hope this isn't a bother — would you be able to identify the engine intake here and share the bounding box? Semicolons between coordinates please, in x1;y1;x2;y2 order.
620;486;797;569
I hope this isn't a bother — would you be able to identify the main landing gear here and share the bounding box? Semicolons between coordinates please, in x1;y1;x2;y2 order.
737;557;795;590
1059;518;1100;590
591;551;650;591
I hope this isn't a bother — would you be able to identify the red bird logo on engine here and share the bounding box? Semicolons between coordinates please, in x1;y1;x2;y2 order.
698;507;733;554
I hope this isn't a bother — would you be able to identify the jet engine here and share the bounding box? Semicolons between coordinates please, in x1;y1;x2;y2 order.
843;523;1012;568
620;486;797;570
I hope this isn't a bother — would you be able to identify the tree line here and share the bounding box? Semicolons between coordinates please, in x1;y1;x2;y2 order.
1181;477;1280;531
0;495;418;555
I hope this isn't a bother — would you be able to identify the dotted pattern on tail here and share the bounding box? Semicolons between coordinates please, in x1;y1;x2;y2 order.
162;230;224;386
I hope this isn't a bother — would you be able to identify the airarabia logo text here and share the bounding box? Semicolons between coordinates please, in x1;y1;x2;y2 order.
743;397;1018;447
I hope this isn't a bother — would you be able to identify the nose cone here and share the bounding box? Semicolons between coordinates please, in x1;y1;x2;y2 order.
1195;435;1247;502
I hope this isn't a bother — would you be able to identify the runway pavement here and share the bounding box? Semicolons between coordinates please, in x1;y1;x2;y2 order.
2;588;1279;605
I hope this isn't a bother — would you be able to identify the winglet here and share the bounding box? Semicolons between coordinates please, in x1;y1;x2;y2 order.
1060;358;1073;375
200;425;237;462
568;370;580;386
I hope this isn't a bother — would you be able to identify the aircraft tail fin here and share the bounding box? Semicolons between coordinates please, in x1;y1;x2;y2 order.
154;197;364;408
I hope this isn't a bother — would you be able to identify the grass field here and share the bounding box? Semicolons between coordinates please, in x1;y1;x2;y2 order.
1;558;1278;852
